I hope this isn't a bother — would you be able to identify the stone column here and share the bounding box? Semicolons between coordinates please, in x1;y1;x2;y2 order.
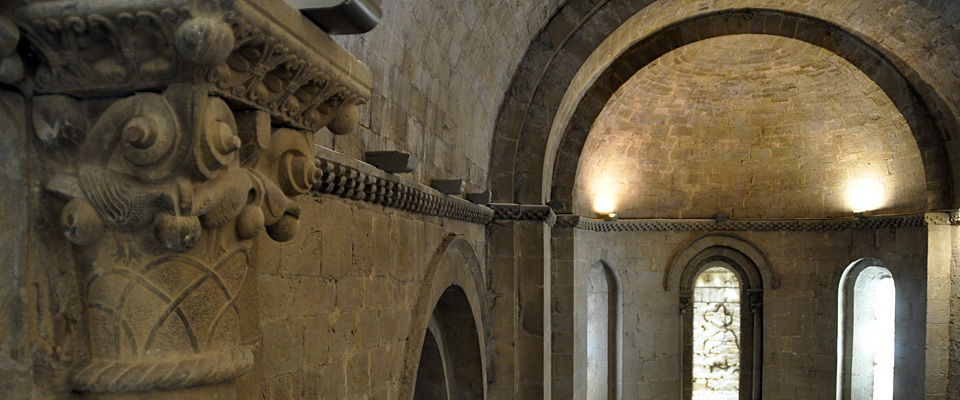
1;1;370;398
487;204;555;399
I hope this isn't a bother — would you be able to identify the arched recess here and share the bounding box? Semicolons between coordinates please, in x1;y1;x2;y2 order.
488;1;960;210
836;258;897;400
399;235;491;400
665;234;774;400
586;260;623;400
414;315;453;400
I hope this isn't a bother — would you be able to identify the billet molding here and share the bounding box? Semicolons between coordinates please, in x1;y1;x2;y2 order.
488;203;556;227
575;213;953;232
4;1;374;397
312;147;495;224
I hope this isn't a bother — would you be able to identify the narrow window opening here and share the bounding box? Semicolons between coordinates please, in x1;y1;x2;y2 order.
870;276;895;400
587;264;619;400
693;265;741;400
838;261;895;400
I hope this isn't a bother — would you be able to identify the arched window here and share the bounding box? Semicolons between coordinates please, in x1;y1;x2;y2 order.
692;264;742;399
837;258;895;400
666;234;775;400
586;262;622;400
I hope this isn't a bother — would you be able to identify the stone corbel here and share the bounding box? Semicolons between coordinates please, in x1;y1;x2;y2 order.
3;0;371;397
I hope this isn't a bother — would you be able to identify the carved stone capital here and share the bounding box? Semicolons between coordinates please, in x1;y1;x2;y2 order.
36;83;323;396
679;291;692;314
747;290;763;314
5;1;373;397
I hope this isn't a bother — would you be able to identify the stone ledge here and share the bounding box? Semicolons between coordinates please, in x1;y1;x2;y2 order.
572;213;956;232
312;145;494;224
488;203;556;227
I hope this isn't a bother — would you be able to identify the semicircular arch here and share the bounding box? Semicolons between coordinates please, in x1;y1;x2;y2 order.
398;234;490;400
664;233;778;292
489;1;960;212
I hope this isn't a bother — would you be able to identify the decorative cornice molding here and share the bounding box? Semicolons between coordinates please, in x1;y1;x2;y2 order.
574;213;952;232
488;203;556;227
9;0;371;133
554;214;582;229
312;147;495;224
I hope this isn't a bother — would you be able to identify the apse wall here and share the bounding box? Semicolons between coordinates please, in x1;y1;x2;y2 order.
572;226;933;399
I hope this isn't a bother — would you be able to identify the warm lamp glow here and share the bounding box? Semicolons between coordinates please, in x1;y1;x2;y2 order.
593;193;617;214
845;178;885;213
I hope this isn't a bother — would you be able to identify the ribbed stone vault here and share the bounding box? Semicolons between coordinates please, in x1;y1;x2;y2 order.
575;34;926;219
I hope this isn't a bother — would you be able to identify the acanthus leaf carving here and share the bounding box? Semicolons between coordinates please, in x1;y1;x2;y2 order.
14;1;370;135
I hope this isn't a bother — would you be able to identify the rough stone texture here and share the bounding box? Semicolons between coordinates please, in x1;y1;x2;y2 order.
951;223;960;399
331;0;569;193
576;34;926;219
573;227;930;399
255;193;486;399
487;219;552;399
0;90;31;399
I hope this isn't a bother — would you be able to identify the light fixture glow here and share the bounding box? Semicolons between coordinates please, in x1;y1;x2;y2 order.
593;193;616;214
599;212;618;221
845;178;885;213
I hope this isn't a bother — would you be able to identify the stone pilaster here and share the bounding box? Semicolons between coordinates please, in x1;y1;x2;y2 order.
1;1;370;397
487;204;555;399
550;214;577;399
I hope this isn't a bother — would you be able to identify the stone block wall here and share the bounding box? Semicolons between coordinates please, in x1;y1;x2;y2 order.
254;193;485;399
573;226;931;399
329;0;568;192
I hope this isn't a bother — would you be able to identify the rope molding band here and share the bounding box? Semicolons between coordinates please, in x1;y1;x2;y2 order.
71;346;254;393
572;212;956;232
311;149;494;224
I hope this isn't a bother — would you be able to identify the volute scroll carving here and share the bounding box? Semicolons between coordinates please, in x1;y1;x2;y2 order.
38;84;324;396
7;1;372;397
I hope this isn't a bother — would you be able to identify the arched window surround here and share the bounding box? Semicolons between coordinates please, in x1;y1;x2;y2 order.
665;234;777;400
586;260;623;400
836;258;896;400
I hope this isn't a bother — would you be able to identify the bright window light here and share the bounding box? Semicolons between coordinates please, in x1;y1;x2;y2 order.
872;277;895;400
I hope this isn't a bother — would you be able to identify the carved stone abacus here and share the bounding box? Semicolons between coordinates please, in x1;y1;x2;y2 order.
1;0;371;398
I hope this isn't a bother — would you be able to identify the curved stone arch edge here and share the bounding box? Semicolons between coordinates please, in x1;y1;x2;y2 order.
397;234;491;400
526;6;959;210
663;232;779;292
